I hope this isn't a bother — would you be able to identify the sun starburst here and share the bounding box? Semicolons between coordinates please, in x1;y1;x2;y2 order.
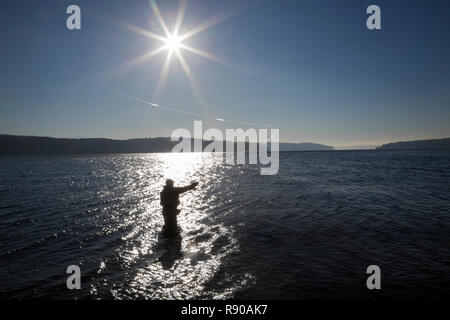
116;0;245;102
164;34;182;52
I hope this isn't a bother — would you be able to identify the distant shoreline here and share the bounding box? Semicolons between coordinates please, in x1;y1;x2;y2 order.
0;134;333;155
1;134;449;155
2;149;450;158
376;138;450;151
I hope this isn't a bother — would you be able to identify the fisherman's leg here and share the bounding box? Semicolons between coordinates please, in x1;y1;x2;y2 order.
162;208;179;237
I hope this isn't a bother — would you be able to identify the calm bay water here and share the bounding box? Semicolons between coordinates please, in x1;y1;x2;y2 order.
0;151;449;299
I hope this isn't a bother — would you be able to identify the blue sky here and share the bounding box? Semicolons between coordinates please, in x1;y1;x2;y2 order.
1;0;449;147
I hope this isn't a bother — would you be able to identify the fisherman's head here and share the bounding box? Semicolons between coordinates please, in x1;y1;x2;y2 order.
165;179;174;187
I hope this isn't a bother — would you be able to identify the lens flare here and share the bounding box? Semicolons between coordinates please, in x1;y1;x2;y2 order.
165;35;181;52
115;0;246;101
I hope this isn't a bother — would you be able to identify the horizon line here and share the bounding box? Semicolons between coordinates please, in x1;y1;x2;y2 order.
2;133;450;150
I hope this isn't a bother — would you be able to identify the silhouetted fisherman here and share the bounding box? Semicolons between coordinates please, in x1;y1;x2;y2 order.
160;179;198;237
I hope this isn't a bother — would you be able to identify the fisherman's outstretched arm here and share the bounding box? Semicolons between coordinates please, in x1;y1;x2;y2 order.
174;182;198;194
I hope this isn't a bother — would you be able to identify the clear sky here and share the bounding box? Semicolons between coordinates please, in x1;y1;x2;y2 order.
1;0;449;147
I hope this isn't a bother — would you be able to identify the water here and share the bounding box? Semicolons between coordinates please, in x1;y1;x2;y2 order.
0;151;449;299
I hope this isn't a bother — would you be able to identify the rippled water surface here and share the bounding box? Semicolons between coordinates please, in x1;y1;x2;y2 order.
0;151;449;299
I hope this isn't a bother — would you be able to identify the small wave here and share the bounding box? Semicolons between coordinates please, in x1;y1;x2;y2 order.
0;205;18;210
0;232;65;258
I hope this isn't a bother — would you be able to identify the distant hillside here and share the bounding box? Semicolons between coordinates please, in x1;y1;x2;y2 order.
0;135;176;155
0;134;333;155
377;138;450;150
279;142;333;151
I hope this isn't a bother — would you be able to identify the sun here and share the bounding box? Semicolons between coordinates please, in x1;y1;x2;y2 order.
113;1;271;128
116;0;243;100
164;34;182;52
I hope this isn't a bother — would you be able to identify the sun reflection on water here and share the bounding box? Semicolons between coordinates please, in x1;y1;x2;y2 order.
161;152;207;184
89;153;247;299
